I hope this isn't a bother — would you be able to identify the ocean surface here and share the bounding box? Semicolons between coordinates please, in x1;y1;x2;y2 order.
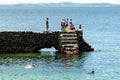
0;6;120;80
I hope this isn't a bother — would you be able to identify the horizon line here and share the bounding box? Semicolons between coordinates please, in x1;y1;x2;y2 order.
0;2;120;5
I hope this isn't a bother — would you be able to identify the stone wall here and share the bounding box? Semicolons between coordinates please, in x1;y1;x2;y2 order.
0;31;94;53
76;31;94;52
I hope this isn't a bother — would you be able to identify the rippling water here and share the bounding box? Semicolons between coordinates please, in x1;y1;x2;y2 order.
0;52;90;80
0;6;120;80
0;51;120;80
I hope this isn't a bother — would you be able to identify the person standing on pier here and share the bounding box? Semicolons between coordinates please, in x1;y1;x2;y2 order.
61;19;65;31
69;19;73;25
46;18;49;31
65;19;69;27
69;19;75;30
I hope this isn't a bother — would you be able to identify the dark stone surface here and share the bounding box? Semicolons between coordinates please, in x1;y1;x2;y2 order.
76;30;94;52
0;31;94;53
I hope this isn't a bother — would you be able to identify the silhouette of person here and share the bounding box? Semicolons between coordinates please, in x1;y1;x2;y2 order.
46;18;49;31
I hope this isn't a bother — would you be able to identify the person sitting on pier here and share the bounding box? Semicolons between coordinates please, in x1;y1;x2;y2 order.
65;26;71;32
78;24;82;31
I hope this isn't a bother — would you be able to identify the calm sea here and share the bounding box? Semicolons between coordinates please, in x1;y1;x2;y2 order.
0;6;120;80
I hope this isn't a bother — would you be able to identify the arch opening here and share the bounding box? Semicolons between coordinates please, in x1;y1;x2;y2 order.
38;47;58;54
40;47;58;52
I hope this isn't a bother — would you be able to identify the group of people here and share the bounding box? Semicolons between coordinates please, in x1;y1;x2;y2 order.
61;19;75;31
46;18;82;32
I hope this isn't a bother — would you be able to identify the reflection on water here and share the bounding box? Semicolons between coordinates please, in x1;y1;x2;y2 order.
0;51;87;68
0;51;89;80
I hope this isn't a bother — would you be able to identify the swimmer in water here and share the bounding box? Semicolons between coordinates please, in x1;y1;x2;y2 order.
24;64;36;69
88;69;95;74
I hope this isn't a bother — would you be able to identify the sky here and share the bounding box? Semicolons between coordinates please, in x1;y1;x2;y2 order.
0;0;120;4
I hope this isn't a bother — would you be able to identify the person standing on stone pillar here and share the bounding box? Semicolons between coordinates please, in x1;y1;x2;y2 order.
46;18;49;31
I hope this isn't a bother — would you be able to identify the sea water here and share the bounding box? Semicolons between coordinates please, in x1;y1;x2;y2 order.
0;6;120;80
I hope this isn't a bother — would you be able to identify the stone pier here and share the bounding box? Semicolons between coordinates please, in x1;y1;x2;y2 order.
0;31;94;54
